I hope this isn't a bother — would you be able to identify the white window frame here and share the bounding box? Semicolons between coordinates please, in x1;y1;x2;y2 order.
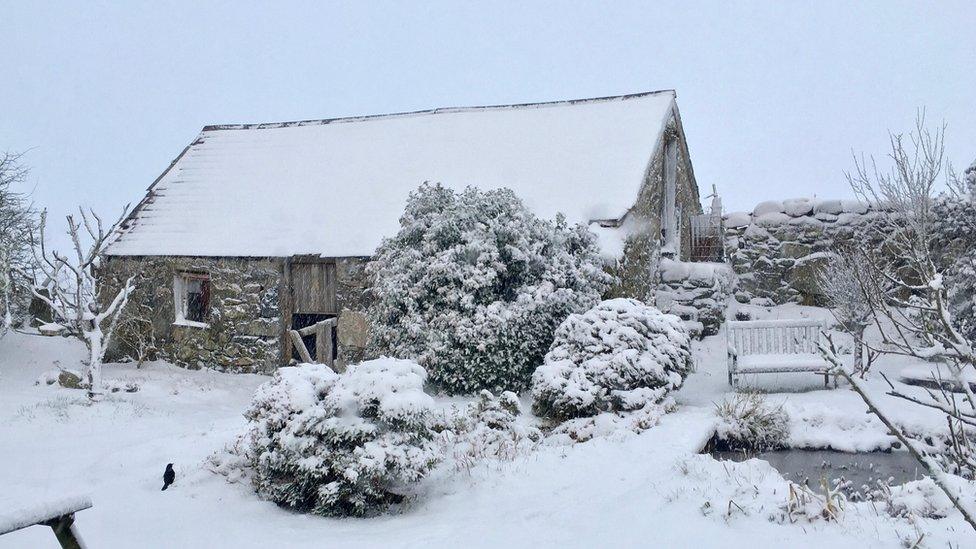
173;273;210;328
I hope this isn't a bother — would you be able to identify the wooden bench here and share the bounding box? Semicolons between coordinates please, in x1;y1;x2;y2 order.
727;318;832;388
0;494;92;549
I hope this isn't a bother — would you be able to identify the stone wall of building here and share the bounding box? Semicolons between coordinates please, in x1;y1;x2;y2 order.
101;256;284;373
333;256;372;368
604;118;703;301
101;255;376;374
723;198;875;306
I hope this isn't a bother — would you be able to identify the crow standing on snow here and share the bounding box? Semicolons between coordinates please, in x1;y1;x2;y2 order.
162;463;175;491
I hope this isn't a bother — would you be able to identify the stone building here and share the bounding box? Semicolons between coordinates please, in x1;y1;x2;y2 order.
101;91;704;373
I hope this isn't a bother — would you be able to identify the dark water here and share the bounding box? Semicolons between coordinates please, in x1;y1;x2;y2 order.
711;449;924;498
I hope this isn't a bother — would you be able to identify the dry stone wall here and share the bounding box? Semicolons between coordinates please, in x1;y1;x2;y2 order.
724;198;876;305
654;258;735;337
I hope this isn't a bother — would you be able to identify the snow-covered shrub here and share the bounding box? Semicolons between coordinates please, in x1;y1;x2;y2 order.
205;437;251;485
932;195;976;343
531;298;692;421
368;183;612;394
714;392;790;452
546;399;675;444
243;359;440;517
445;390;541;469
874;476;976;519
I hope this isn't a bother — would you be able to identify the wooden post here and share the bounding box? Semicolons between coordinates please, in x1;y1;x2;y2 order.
42;514;85;549
662;126;679;257
289;318;337;370
288;329;313;363
315;319;336;369
280;257;294;364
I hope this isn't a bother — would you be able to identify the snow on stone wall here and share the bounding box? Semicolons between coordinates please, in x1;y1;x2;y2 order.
723;198;876;305
654;258;735;337
100;256;374;374
101;257;285;373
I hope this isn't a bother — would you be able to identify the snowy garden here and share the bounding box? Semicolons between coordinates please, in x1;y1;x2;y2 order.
3;123;976;549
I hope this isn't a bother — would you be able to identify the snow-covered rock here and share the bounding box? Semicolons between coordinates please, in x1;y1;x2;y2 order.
840;199;869;214
37;323;65;337
753;200;785;217
813;199;845;215
754;212;792;226
782;198;814;217
724;211;752;228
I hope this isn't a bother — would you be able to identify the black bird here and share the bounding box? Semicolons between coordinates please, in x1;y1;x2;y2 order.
162;463;175;491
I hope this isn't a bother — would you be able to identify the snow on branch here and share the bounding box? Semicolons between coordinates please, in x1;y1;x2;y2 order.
822;112;976;533
25;205;133;401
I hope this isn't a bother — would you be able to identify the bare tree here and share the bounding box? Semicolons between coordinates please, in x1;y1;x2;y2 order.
821;112;976;531
26;207;134;401
817;247;876;376
0;152;36;337
847;114;976;403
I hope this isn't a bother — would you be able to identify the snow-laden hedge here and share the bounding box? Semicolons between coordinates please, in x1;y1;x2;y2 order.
531;298;692;420
445;390;541;468
368;183;612;394
243;359;439;517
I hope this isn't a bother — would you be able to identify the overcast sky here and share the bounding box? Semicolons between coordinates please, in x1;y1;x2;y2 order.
3;1;974;249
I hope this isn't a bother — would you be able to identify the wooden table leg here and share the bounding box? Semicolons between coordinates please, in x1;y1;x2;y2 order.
44;514;86;549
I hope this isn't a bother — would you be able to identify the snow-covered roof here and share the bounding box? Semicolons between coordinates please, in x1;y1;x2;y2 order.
106;91;679;258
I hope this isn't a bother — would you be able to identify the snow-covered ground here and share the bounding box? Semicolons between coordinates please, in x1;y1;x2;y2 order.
1;306;974;548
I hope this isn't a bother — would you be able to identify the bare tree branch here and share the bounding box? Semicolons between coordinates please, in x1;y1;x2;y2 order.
27;205;134;401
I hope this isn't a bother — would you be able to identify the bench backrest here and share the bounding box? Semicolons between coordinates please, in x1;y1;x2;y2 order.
727;319;825;356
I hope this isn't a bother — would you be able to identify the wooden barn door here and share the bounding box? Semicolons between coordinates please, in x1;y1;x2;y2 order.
290;258;337;315
284;257;338;364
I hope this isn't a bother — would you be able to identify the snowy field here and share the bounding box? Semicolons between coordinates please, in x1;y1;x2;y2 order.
2;305;975;548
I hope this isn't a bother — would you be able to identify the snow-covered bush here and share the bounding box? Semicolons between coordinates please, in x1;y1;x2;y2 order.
531;298;692;421
243;359;440;517
932;194;976;344
368;183;612;394
714;392;790;451
444;390;541;469
876;477;968;519
546;400;675;444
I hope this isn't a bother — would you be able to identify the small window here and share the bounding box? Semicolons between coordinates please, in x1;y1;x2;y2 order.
174;273;210;327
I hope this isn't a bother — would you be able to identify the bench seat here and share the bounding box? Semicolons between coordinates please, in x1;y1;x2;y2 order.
727;318;834;389
735;353;829;373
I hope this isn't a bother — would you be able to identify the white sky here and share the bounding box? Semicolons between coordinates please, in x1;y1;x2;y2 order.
2;1;974;249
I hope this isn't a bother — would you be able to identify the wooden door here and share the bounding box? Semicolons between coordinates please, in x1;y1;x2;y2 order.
290;259;337;315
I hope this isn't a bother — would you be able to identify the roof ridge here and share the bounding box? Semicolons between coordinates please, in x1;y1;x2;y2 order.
201;89;676;132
